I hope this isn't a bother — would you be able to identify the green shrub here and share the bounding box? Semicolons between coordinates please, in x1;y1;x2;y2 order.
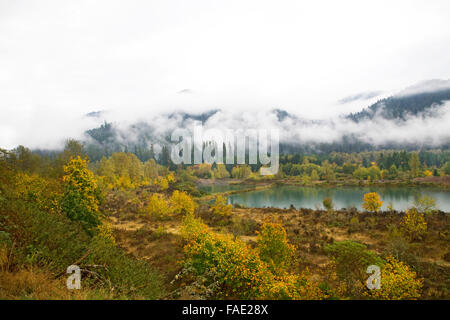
322;197;333;211
324;240;384;296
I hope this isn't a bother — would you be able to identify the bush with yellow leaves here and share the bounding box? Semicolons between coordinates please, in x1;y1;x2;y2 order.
154;177;169;190
13;172;62;215
96;221;116;246
166;172;175;184
257;219;295;275
146;193;171;220
170;190;196;216
210;195;232;217
424;169;433;177
180;212;208;241
264;271;329;300
116;175;135;190
401;208;427;241
365;255;423;300
182;215;328;299
183;227;274;299
264;269;329;300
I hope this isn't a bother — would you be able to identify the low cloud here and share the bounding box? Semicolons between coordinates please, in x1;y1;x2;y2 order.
99;102;450;152
397;79;450;97
2;98;449;152
338;91;383;104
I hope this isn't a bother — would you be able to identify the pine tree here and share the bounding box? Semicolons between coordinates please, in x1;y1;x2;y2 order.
159;145;171;167
409;153;420;178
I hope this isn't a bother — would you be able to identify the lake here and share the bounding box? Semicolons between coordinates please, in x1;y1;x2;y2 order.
223;185;450;212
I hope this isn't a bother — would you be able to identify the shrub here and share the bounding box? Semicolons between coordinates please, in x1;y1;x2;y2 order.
210;195;232;217
87;236;165;299
146;193;171;220
257;220;295;274
2;197;165;299
324;240;384;296
170;190;196;216
386;202;394;212
264;271;328;300
362;192;383;212
96;222;116;246
229;217;259;236
322;197;333;211
310;170;320;181
348;216;360;233
183;229;274;299
14;172;62;215
365;255;423;300
401;208;427;241
385;225;414;264
180;212;208;241
154;177;169;190
413;195;437;216
182;217;326;299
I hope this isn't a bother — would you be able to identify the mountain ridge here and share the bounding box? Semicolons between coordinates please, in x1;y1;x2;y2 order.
79;80;450;160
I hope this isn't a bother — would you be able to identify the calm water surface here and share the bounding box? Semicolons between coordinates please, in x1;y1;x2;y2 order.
223;185;450;212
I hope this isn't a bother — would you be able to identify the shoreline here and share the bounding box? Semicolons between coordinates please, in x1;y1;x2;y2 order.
196;176;450;189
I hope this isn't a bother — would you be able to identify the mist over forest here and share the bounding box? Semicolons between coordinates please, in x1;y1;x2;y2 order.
56;80;450;162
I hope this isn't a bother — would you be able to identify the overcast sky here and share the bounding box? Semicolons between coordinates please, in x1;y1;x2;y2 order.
1;0;450;149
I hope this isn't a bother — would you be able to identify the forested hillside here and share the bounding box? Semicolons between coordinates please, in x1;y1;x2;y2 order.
74;81;450;161
347;80;450;121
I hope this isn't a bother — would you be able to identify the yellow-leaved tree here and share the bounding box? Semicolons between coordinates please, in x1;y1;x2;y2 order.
61;156;101;235
362;192;383;212
97;152;144;190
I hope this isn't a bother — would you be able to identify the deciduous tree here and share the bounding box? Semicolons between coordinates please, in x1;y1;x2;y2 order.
362;192;383;212
61;156;101;235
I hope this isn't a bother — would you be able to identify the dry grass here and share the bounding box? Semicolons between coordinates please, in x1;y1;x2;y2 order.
0;268;115;300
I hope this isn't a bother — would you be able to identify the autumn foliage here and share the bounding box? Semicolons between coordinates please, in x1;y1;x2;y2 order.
366;255;423;300
182;217;328;299
61;156;101;235
146;193;171;220
170;190;196;216
210;195;232;217
362;192;384;212
401;208;427;241
257;219;295;274
146;190;196;220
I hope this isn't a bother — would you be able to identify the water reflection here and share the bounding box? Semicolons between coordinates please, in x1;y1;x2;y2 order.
227;185;450;212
